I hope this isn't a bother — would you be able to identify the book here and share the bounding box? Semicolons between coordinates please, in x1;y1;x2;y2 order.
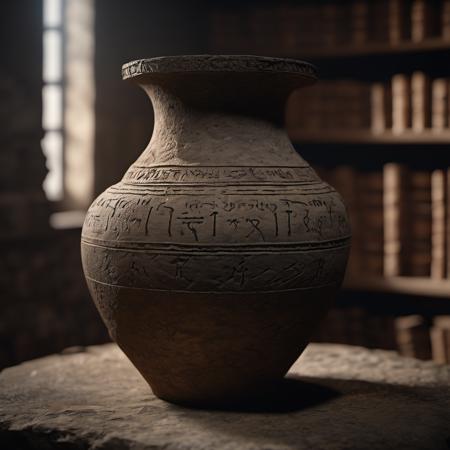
447;168;450;278
320;2;339;47
371;82;392;133
430;327;450;363
318;162;450;283
411;71;431;132
431;316;450;363
443;0;450;40
389;0;411;43
409;171;432;276
360;171;384;276
384;163;408;276
392;74;411;134
351;0;369;45
431;170;447;278
411;0;438;42
395;315;432;360
431;78;449;131
384;165;432;277
368;0;390;43
285;81;371;132
411;0;426;42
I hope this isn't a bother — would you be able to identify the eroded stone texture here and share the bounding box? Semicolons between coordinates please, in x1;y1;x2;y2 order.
81;55;351;404
1;343;449;450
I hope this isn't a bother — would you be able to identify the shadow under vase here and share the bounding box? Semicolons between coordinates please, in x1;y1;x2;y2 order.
169;377;450;449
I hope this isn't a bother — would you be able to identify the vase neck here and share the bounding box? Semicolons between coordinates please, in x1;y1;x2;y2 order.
130;82;306;168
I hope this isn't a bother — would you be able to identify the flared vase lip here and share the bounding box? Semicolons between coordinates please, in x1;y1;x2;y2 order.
121;54;318;83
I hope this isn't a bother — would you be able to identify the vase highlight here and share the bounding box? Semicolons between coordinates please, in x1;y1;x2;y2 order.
81;55;350;406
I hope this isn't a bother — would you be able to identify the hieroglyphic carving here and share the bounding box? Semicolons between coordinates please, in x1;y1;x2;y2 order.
124;165;318;185
83;180;350;246
81;242;348;293
173;256;192;283
82;163;350;294
245;218;265;241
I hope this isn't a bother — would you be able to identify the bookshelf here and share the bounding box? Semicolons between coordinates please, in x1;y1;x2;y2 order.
208;2;450;298
208;0;450;361
344;275;450;299
290;130;450;145
282;37;450;60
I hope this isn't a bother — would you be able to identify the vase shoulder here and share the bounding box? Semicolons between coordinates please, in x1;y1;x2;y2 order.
81;162;350;294
82;165;349;245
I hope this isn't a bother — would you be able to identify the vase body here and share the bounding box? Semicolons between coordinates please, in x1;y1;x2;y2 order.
81;56;350;406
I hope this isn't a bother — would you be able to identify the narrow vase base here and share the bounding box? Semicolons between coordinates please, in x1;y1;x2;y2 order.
87;280;338;408
151;377;283;410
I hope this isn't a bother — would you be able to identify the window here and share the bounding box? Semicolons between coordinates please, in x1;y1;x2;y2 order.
42;0;64;201
42;0;95;210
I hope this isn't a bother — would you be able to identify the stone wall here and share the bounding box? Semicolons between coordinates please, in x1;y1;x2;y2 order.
0;0;212;369
0;229;109;368
0;0;108;369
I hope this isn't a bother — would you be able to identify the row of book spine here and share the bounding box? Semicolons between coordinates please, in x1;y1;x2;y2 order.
286;74;450;133
373;73;450;134
396;315;450;362
313;307;397;350
318;164;450;278
384;164;449;278
286;81;372;131
210;0;450;53
314;309;450;363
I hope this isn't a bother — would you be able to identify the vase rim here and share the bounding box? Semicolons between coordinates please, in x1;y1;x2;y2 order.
122;54;317;82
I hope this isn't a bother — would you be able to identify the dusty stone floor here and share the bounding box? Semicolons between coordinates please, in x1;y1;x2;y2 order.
0;343;449;449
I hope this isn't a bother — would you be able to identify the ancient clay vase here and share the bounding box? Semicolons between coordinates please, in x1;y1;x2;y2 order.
81;55;350;407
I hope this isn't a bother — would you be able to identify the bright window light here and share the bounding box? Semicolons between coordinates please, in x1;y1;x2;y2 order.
41;0;95;206
42;85;62;130
43;30;62;82
42;0;64;201
42;131;63;200
43;0;62;27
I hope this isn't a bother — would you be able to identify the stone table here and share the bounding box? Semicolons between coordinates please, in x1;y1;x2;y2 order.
1;343;449;450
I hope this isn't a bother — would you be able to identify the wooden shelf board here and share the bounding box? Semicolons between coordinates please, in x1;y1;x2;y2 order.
344;275;450;299
282;38;450;59
289;130;450;145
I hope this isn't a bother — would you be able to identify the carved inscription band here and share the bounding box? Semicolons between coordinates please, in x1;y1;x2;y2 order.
82;243;348;293
83;189;349;244
82;161;350;294
123;165;319;185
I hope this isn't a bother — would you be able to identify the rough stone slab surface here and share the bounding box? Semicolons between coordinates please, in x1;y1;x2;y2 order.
1;343;449;450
